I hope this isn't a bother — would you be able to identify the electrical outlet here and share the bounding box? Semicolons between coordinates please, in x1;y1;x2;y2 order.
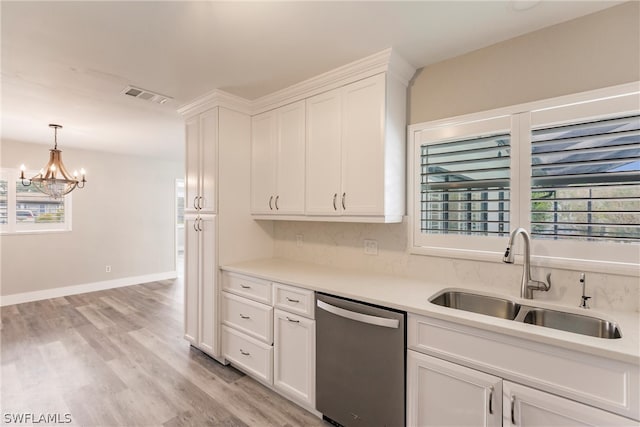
363;239;378;255
296;234;304;247
105;265;111;273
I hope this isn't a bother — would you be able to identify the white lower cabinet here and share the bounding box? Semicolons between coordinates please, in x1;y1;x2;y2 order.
274;309;315;407
407;350;502;427
407;350;636;427
220;272;316;411
184;214;217;356
407;313;639;426
504;381;635;427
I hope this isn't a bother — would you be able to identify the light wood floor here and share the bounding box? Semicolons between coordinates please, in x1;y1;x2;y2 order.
0;277;327;426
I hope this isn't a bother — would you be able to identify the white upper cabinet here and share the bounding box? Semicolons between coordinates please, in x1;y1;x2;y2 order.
306;73;390;218
250;48;415;223
185;108;217;214
251;101;306;215
250;110;277;214
340;74;386;216
305;88;342;215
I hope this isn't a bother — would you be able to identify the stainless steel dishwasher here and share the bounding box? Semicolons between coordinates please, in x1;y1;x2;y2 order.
316;293;406;427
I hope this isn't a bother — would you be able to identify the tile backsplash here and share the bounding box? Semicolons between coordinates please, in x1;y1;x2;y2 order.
274;220;639;313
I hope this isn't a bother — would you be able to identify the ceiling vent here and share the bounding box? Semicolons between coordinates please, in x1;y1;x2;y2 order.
122;85;172;105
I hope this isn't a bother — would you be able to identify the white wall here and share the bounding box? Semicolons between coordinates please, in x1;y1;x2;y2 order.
273;3;640;313
0;139;183;299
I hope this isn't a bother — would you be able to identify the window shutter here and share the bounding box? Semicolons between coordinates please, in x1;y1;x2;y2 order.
530;115;640;242
421;133;511;236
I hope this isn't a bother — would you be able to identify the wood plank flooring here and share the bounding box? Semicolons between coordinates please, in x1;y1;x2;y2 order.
0;277;327;426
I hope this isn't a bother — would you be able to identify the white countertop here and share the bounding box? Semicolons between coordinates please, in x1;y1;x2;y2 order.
221;258;640;365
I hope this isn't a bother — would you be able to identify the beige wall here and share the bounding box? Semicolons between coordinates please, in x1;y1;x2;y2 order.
409;1;640;124
1;140;183;297
274;2;640;312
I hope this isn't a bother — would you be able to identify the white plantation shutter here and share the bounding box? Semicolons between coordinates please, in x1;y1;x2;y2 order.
530;115;640;242
421;133;511;237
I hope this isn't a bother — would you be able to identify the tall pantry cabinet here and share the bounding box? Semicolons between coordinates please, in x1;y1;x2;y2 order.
180;95;274;361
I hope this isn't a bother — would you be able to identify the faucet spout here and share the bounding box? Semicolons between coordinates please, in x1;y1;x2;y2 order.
503;228;550;299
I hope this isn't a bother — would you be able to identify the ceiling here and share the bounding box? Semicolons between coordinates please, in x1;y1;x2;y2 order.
1;1;623;160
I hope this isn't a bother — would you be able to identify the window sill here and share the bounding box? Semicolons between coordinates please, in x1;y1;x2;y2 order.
410;245;639;278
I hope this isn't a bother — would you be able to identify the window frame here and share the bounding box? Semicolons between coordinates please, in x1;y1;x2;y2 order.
409;82;640;275
0;168;73;235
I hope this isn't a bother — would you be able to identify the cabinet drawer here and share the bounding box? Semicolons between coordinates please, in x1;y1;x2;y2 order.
222;272;272;305
221;292;273;344
273;283;315;319
222;325;273;385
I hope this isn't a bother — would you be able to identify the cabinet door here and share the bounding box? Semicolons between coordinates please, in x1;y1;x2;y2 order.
275;101;306;214
305;89;342;215
184;216;200;344
340;73;385;216
274;309;315;407
504;381;635;427
251;111;277;214
185;117;200;213
407;350;502;427
199;109;218;213
198;215;217;355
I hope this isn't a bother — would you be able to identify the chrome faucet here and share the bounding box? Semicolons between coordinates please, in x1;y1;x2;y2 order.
502;228;551;299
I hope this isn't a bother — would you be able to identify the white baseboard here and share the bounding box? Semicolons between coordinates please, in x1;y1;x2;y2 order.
0;271;178;307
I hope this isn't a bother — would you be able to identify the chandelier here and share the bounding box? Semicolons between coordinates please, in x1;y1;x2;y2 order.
20;124;86;198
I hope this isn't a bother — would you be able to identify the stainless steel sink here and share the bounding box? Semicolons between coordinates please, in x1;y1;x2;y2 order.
429;290;521;320
429;289;622;339
517;306;622;339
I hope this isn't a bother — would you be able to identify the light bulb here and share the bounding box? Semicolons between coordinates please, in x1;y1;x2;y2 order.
20;164;26;171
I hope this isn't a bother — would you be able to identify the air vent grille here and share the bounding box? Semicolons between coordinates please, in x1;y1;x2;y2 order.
122;85;171;105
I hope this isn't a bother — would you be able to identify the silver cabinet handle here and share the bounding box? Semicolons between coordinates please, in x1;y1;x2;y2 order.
193;220;198;232
269;195;273;210
489;386;494;414
286;316;300;323
511;395;516;425
239;349;250;356
239;314;250;319
275;195;279;210
199;217;203;232
317;300;399;328
240;284;251;289
193;196;199;209
342;192;346;210
332;193;337;211
286;297;299;303
198;196;203;210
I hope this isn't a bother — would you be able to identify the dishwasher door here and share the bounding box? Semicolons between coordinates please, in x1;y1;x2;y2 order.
316;293;406;427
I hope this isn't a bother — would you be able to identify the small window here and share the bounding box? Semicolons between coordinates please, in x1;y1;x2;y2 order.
531;115;640;243
0;168;71;234
421;133;511;237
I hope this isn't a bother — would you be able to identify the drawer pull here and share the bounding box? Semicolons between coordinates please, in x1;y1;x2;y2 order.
239;314;250;319
240;284;251;289
286;317;300;323
239;349;250;356
285;297;300;303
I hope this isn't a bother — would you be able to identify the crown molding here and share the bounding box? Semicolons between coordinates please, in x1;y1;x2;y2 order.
177;48;417;117
178;89;252;117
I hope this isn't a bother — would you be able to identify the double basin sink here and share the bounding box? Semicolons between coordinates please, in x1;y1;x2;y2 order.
429;290;622;339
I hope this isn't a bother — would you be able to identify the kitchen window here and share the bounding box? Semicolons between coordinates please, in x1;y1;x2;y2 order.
0;168;71;234
410;84;640;274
